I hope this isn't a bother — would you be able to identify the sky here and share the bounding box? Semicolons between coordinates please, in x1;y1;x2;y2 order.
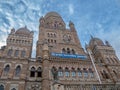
0;0;120;59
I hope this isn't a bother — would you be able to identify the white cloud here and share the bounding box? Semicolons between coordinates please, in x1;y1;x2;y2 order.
69;4;74;15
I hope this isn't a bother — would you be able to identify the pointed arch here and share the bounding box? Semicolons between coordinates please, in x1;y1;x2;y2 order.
0;84;4;90
15;65;21;76
37;67;42;77
30;67;36;77
4;64;10;75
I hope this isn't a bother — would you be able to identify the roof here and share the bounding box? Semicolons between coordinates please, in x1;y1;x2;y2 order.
44;11;62;19
15;26;31;35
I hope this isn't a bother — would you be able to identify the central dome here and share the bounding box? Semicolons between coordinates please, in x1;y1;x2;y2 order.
44;12;61;19
15;26;30;35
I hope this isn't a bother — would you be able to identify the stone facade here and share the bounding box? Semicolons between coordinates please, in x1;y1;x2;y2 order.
0;12;120;90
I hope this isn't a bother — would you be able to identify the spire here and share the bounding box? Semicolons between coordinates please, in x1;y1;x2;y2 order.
105;40;111;46
90;35;94;39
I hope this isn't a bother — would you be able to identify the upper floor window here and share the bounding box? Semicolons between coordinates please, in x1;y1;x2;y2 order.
21;50;26;57
71;49;75;54
15;65;21;76
103;70;109;79
62;48;66;54
67;48;70;54
7;49;13;56
30;67;36;77
14;50;19;57
4;65;10;75
37;67;42;77
71;68;76;77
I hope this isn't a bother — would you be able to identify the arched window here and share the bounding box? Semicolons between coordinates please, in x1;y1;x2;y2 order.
71;49;75;54
15;65;21;76
11;88;16;90
48;33;50;37
113;70;118;78
7;49;13;56
89;68;94;78
37;67;42;77
4;65;10;75
67;48;70;54
62;48;66;53
111;58;115;63
21;50;26;57
58;67;63;77
106;58;111;63
14;50;19;57
100;71;105;79
83;68;88;78
0;85;4;90
30;67;36;77
77;68;82;77
71;68;76;77
103;70;109;79
65;67;69;77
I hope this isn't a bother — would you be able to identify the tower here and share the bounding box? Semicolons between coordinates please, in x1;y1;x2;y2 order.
87;37;120;84
2;26;34;58
37;12;85;58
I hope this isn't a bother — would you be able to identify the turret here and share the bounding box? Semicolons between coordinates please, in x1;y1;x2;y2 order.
69;21;76;31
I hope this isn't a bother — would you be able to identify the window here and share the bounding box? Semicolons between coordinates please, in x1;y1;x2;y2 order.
4;65;10;75
37;67;42;77
77;68;82;77
62;48;66;53
30;67;36;77
65;67;69;77
83;68;88;78
89;68;94;78
7;49;13;56
15;65;21;76
71;49;75;54
67;48;70;54
14;50;19;57
58;67;63;77
0;85;4;90
113;70;118;78
11;88;16;90
71;71;76;77
106;58;110;63
21;50;26;57
71;68;76;77
103;70;109;79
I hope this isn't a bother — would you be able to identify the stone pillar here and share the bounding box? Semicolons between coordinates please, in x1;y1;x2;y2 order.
42;42;50;90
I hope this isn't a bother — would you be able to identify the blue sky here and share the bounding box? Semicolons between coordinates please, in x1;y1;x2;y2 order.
0;0;120;58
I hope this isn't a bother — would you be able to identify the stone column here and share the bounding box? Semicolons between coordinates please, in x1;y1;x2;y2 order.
42;42;50;90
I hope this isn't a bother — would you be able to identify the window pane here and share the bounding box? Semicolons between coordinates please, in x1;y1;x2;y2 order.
4;65;10;75
14;50;19;57
65;71;69;77
78;71;82;77
15;66;21;76
84;72;88;78
21;50;26;57
71;71;76;77
58;71;63;76
7;49;13;56
0;85;4;90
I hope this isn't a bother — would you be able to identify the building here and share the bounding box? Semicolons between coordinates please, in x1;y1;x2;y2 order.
0;12;120;90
